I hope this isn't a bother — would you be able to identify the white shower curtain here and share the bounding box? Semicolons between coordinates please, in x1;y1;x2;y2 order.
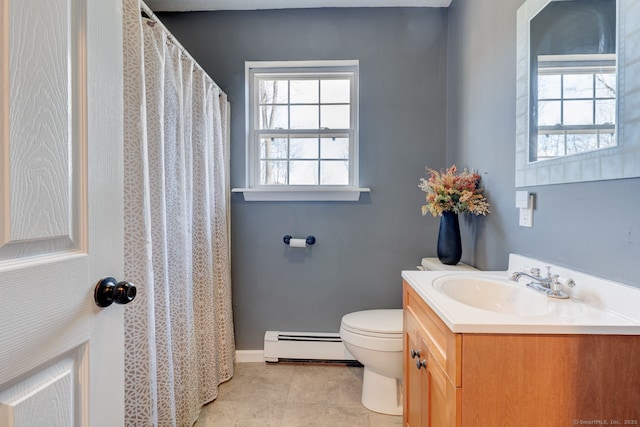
122;1;235;425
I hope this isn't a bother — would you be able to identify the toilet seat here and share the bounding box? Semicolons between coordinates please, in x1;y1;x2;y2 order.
340;309;403;352
341;309;403;336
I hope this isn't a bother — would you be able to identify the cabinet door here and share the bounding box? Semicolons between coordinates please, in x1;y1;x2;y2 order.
424;347;460;427
404;314;424;427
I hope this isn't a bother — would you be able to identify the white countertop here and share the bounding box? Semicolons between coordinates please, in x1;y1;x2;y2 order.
420;257;477;272
402;255;640;335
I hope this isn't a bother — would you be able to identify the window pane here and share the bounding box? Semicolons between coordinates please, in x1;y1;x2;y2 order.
537;134;565;159
600;132;616;148
320;137;349;159
538;75;561;99
259;105;288;129
290;105;319;129
249;63;358;189
260;137;288;159
595;73;616;98
259;80;288;104
564;100;593;125
289;161;318;185
260;160;288;185
320;161;349;185
595;99;616;124
566;133;598;154
320;105;350;129
290;80;319;104
290;137;319;159
538;100;561;126
321;80;350;103
563;74;593;99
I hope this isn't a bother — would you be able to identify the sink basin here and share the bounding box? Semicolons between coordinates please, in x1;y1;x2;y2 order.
432;276;552;316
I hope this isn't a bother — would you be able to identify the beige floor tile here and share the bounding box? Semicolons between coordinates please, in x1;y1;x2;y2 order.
286;364;363;406
280;403;371;427
194;362;403;427
194;400;285;427
216;362;294;403
369;411;403;426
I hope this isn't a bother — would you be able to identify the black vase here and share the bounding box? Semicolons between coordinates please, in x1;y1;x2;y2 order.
437;211;462;265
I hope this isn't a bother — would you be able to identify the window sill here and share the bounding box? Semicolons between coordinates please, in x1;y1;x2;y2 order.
231;187;371;202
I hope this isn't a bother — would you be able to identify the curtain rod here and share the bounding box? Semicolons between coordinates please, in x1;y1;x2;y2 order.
139;0;226;97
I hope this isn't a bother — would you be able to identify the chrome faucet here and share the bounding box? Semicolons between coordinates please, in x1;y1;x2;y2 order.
509;268;549;288
509;267;551;287
510;266;576;299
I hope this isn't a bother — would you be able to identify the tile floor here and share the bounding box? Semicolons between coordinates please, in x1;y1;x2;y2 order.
194;362;403;427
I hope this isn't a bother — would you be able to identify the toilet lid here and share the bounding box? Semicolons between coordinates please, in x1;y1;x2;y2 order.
341;309;403;336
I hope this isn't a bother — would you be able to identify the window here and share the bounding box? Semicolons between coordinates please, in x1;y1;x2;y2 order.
534;54;616;161
234;61;369;201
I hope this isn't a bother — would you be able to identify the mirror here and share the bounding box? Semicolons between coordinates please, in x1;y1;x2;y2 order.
530;0;617;162
516;0;640;187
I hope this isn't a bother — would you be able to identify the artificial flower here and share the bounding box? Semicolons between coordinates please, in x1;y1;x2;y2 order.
419;165;490;217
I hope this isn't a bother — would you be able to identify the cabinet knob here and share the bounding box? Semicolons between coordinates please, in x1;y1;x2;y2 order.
410;349;421;359
416;359;427;370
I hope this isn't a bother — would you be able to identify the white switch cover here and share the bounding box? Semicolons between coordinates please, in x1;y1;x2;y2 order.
515;190;530;208
519;207;533;227
518;195;534;227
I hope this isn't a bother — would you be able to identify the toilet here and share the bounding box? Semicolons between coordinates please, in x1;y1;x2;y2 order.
339;309;403;415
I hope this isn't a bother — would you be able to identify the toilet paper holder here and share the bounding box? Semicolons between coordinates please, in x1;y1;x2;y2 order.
283;235;316;246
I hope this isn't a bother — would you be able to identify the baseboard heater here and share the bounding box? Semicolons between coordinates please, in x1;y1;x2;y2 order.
263;331;358;364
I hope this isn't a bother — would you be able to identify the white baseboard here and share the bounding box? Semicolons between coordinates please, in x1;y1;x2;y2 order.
235;350;264;363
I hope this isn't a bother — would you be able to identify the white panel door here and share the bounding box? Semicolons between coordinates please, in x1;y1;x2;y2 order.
0;0;124;426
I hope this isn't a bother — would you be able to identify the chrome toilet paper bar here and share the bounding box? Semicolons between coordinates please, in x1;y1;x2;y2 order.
283;235;316;246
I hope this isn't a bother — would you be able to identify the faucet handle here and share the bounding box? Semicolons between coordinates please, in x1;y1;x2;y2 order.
551;274;576;287
545;266;552;278
530;267;541;277
549;275;575;299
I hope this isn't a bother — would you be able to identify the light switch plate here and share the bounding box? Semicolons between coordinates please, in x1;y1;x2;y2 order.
515;190;530;208
519;208;533;227
518;195;534;227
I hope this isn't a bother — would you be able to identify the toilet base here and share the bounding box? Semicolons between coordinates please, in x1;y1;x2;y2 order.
360;367;403;416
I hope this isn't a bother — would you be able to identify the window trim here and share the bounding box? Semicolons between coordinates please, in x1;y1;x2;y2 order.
232;60;370;202
532;53;617;161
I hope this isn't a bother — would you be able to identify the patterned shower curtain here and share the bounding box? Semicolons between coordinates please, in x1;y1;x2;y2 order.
122;1;235;425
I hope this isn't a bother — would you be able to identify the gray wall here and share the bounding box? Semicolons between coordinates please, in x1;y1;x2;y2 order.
158;8;449;349
447;0;640;285
159;1;640;350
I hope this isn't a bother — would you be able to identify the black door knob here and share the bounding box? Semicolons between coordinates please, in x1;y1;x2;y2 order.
94;277;137;307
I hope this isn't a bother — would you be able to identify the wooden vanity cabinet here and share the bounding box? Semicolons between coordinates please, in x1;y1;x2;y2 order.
403;280;640;426
404;281;461;427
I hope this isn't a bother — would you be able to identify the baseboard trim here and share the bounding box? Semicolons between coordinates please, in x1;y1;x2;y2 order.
235;350;264;363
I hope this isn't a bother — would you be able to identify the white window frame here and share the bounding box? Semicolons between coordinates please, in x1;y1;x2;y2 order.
534;54;617;161
232;60;369;201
